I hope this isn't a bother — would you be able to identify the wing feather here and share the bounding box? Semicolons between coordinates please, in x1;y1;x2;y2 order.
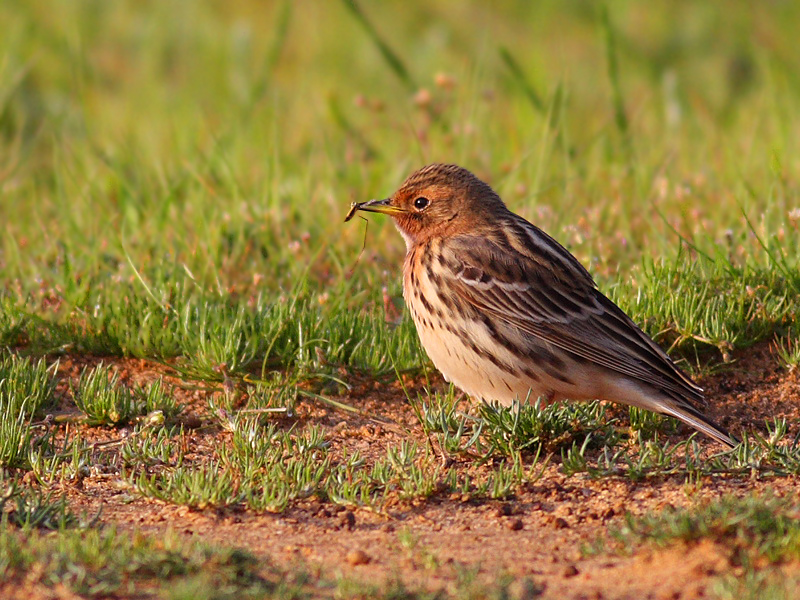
444;223;704;404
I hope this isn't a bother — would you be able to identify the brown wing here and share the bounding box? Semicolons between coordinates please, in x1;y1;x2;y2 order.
441;219;704;405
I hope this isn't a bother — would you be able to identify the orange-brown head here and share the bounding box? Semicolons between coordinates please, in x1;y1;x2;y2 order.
356;164;507;246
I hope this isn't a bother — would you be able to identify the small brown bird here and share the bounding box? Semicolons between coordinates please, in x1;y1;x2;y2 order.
352;163;736;447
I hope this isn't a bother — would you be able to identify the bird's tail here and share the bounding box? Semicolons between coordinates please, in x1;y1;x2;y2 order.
659;398;738;449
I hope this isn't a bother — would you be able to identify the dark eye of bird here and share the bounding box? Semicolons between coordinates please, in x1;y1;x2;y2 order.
413;197;429;210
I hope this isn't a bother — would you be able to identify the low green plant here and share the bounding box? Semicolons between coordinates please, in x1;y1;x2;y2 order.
478;398;618;457
72;365;137;426
562;417;800;480
628;406;678;440
72;365;182;426
29;432;93;485
0;298;28;348
133;461;240;510
609;493;800;567
133;378;184;421
120;424;186;468
0;401;34;469
0;526;272;598
0;476;86;530
0;354;57;416
712;569;800;600
775;330;800;371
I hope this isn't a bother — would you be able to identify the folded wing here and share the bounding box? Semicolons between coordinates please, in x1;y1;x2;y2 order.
443;221;705;406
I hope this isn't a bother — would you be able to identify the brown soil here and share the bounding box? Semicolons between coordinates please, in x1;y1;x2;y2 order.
11;342;800;598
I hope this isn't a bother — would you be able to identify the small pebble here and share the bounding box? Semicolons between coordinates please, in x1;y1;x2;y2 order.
562;564;579;578
339;511;356;531
506;518;524;531
553;517;570;529
346;550;370;566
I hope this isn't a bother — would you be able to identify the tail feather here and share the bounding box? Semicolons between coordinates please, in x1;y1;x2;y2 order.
659;399;738;449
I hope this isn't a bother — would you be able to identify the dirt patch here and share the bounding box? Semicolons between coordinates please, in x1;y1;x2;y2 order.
12;342;800;598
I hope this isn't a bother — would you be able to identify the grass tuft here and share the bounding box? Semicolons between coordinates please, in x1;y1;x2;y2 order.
610;493;800;565
0;476;85;530
71;364;182;426
0;526;273;599
479;398;617;457
72;365;138;426
0;354;57;416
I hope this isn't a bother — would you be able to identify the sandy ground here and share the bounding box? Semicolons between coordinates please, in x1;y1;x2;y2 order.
8;342;800;598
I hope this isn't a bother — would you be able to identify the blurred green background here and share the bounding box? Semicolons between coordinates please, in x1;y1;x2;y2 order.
1;1;798;358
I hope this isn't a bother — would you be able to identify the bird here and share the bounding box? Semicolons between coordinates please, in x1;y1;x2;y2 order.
350;163;736;448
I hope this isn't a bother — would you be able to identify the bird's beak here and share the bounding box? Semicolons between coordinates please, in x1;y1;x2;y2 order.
344;198;407;222
358;198;407;216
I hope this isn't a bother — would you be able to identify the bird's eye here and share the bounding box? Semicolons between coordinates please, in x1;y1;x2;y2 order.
413;197;429;211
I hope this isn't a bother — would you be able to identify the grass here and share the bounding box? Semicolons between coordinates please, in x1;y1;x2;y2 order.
0;480;534;599
0;524;546;600
610;253;800;363
610;494;800;562
0;524;286;599
2;0;800;597
596;493;800;600
562;424;800;481
127;417;544;512
0;474;85;529
0;354;57;416
72;364;182;426
0;354;57;467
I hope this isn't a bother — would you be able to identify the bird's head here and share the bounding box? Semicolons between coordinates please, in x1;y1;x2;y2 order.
354;164;507;247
